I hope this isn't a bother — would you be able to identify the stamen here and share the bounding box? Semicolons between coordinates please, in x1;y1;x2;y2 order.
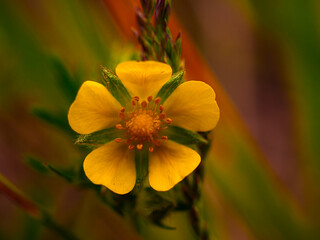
159;105;164;112
161;136;168;140
137;144;143;150
125;139;131;144
149;146;154;152
120;107;125;113
115;138;122;143
147;96;153;102
165;118;172;124
141;101;147;108
128;145;135;150
133;96;140;102
154;97;161;104
116;124;123;129
131;99;136;106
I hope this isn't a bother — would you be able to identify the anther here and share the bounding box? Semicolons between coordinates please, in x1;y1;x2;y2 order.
116;124;123;129
131;99;136;106
115;138;122;143
120;107;125;113
147;96;153;102
133;96;140;101
141;101;147;108
159;113;166;119
128;145;135;150
154;97;161;104
149;146;154;152
137;144;143;150
161;136;168;140
159;105;164;112
165;118;172;124
125;139;131;144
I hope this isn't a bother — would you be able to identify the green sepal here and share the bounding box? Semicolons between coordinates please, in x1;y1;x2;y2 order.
134;148;149;191
156;70;184;103
163;125;208;146
101;66;132;107
75;127;120;147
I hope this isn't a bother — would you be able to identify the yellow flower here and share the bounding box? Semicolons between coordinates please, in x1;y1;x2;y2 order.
68;61;219;194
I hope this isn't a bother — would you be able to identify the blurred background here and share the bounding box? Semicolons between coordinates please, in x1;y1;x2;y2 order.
1;0;320;239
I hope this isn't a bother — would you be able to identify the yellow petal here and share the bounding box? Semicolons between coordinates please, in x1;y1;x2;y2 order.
83;142;136;194
149;141;201;191
68;81;121;134
164;81;220;132
116;61;172;100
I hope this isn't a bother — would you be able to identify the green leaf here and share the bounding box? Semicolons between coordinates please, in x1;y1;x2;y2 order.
101;66;132;107
156;70;184;103
25;156;50;174
75;127;120;147
163;125;208;147
31;107;73;135
47;165;76;183
49;56;79;103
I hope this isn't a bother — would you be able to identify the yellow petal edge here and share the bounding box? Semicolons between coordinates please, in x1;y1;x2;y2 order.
116;61;172;100
68;81;121;134
164;81;220;132
83;142;136;195
148;141;201;191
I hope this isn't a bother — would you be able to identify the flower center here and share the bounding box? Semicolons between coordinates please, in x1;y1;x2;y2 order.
127;112;160;139
114;96;172;152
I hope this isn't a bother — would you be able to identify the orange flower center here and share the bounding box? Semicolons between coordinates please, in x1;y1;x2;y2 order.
114;96;172;152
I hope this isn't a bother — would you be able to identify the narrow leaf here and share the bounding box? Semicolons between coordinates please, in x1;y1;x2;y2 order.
32;107;72;134
49;56;79;102
47;165;76;183
25;156;49;174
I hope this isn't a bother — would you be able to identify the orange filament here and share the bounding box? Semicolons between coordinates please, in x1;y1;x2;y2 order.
114;95;171;151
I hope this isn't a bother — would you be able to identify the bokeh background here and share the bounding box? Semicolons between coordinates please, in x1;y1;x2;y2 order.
1;0;320;239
